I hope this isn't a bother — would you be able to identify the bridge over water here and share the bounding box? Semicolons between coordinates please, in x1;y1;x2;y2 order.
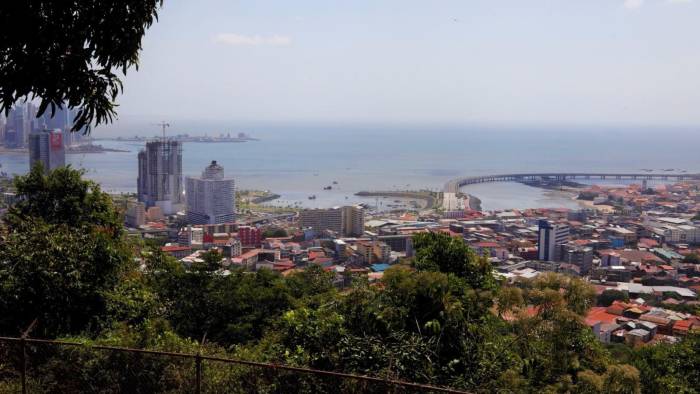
442;172;700;210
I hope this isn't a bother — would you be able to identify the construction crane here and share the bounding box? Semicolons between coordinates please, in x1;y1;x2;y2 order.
153;121;170;139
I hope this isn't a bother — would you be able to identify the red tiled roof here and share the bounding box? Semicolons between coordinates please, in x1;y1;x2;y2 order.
473;241;500;248
673;320;693;331
239;249;261;259
161;245;191;252
586;307;619;324
308;250;326;260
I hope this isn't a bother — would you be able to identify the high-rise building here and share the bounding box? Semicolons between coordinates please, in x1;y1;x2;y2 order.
299;205;365;237
185;160;236;224
4;105;25;148
537;220;570;261
28;129;65;173
137;140;184;215
41;106;74;147
0;113;5;143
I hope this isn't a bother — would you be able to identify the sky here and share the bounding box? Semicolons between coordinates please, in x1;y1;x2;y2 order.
104;0;700;133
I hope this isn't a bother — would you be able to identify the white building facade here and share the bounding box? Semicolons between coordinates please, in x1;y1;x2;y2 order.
185;161;236;225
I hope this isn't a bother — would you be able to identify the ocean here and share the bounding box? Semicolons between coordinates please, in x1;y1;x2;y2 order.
2;124;698;211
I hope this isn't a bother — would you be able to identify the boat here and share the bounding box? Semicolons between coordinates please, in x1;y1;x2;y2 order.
323;186;332;190
308;195;316;200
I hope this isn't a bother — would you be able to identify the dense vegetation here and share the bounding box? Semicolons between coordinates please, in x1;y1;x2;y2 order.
0;166;698;393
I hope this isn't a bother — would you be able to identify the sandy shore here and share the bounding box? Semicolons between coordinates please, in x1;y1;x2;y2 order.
542;188;615;212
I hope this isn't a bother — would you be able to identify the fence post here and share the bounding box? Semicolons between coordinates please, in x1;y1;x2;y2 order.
20;336;26;394
19;319;38;394
195;353;202;394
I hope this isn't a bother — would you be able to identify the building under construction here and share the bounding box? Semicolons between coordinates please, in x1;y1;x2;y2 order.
137;139;184;215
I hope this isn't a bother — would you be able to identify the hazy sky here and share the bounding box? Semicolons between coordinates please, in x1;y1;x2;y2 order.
110;0;700;129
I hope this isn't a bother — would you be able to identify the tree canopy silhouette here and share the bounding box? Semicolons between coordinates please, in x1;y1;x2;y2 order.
0;1;162;132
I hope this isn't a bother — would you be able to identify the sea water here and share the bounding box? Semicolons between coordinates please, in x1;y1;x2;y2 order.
1;123;698;211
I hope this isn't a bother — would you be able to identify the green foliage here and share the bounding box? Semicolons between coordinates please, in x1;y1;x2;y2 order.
6;165;121;232
496;286;524;317
632;333;700;393
0;1;162;132
147;249;295;346
263;227;288;238
598;289;630;307
683;253;700;265
565;277;597;315
0;166;132;337
575;370;604;393
506;273;610;389
603;364;641;394
24;320;201;393
412;232;495;290
284;264;337;308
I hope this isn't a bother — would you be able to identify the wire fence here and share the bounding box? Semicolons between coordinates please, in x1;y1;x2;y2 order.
0;334;469;393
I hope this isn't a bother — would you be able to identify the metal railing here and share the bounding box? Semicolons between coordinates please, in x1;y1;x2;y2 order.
0;328;469;394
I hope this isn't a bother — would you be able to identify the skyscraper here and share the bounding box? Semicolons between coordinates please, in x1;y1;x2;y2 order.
28;129;65;173
137;140;184;215
185;160;236;224
4;105;26;148
537;220;570;261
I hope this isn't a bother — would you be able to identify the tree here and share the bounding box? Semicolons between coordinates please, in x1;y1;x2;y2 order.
603;365;641;394
575;370;604;393
565;277;597;315
683;253;700;265
0;166;132;337
0;1;162;131
598;289;630;307
633;333;700;393
496;286;524;317
412;232;495;290
5;164;121;233
263;227;288;238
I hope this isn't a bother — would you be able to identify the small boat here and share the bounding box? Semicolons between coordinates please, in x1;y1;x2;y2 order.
332;181;338;185
308;195;316;200
323;186;332;190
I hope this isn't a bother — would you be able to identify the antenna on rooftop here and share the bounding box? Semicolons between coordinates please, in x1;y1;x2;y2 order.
153;121;170;140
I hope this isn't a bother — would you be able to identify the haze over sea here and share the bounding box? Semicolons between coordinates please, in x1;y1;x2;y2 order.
2;123;699;211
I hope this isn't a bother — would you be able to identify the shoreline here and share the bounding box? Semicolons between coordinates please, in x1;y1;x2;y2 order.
0;147;128;154
0;147;27;154
466;194;482;211
354;191;436;209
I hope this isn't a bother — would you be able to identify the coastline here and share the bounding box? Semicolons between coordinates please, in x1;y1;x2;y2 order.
0;147;27;154
354;191;436;209
466;194;482;211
